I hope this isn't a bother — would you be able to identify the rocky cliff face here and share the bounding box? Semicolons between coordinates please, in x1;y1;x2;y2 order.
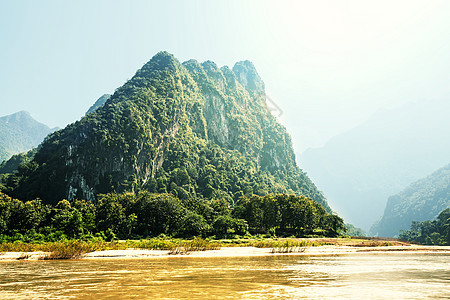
3;52;329;211
371;163;450;237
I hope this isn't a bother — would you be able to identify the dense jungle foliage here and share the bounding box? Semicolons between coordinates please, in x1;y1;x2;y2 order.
0;192;344;242
399;208;450;245
0;51;329;213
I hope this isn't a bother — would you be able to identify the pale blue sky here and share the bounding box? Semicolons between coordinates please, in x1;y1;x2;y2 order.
2;0;450;153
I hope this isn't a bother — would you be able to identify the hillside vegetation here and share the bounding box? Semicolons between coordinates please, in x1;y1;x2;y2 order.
1;52;329;213
399;208;450;245
372;164;450;237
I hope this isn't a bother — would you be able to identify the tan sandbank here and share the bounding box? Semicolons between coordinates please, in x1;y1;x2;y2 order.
1;244;449;261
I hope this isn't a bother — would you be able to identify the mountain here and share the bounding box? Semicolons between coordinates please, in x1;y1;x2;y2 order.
0;111;57;162
85;94;111;115
0;149;37;175
371;164;450;237
301;98;450;230
1;51;330;211
0;93;109;174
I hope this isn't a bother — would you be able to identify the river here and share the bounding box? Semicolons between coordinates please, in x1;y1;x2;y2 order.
0;253;448;299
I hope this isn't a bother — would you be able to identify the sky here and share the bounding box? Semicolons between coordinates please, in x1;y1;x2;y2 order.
2;0;450;154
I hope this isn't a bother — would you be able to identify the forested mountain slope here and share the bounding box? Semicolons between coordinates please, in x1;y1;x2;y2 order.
371;163;450;237
1;52;330;211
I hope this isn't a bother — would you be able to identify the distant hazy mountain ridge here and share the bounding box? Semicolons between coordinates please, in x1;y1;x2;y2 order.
85;94;111;116
372;163;450;237
1;51;330;211
301;98;450;230
0;111;56;162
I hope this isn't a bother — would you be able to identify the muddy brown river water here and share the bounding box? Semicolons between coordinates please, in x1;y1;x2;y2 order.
0;253;449;299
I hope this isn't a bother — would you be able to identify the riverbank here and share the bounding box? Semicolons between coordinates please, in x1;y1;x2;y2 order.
83;244;450;259
1;238;449;261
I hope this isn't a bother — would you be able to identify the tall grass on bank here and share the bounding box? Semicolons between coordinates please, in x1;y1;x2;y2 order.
168;237;221;255
252;239;312;253
0;237;222;259
0;240;103;259
42;240;99;260
0;237;401;260
251;239;325;248
0;240;101;259
0;237;329;259
113;237;221;252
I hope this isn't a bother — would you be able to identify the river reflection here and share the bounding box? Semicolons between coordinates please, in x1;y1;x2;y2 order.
0;254;448;299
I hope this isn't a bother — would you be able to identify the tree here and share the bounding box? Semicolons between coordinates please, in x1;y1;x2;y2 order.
212;215;248;236
95;194;126;237
133;192;184;237
323;214;346;237
177;210;210;237
51;200;84;238
72;199;96;233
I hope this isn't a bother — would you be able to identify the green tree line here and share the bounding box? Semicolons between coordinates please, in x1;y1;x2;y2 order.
399;208;450;245
0;191;344;242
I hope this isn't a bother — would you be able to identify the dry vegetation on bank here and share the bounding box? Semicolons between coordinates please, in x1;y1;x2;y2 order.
0;236;418;260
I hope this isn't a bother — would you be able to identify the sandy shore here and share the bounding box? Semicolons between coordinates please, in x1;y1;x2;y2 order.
1;245;449;261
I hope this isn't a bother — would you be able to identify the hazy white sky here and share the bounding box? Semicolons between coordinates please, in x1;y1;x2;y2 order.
2;0;450;153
